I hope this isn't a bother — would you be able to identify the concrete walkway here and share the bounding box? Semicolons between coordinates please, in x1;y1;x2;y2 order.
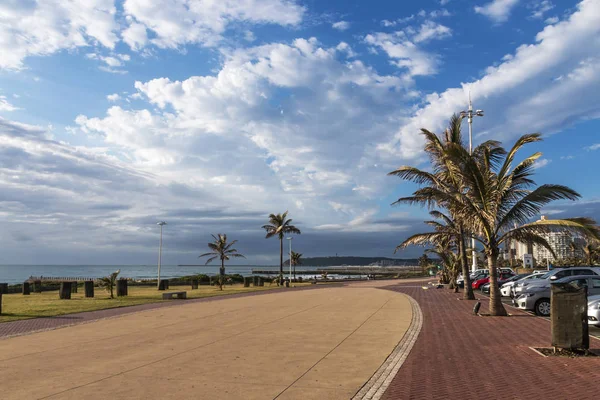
0;285;413;400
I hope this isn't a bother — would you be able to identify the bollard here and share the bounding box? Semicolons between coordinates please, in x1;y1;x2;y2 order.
191;279;199;290
84;281;94;298
22;282;31;295
71;282;78;294
285;280;290;288
298;277;303;283
33;280;42;293
117;279;128;297
158;279;168;291
473;302;481;315
60;282;72;299
244;277;250;288
0;283;8;294
165;280;170;290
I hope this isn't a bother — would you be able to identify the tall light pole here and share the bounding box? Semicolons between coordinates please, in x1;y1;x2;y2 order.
287;237;293;283
157;221;167;289
460;93;484;273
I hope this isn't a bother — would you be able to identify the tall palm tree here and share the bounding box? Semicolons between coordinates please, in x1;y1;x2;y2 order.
262;211;301;284
443;133;600;315
290;251;302;280
199;234;245;290
389;114;482;300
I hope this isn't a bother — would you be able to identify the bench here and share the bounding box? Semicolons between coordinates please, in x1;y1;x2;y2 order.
162;291;187;300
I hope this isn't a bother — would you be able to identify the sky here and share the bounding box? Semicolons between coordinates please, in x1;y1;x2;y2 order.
0;0;599;265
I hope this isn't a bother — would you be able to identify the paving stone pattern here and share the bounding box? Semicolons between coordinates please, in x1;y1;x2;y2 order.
381;284;600;400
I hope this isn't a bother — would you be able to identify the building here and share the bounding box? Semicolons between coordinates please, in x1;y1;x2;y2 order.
508;216;585;265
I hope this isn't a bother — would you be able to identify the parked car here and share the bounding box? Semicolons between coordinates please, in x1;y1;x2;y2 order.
512;267;600;297
457;271;489;288
502;273;545;297
472;272;515;290
481;274;520;294
515;275;600;316
588;294;600;327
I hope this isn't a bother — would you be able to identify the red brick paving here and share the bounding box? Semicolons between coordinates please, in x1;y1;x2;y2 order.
381;284;600;400
0;284;335;339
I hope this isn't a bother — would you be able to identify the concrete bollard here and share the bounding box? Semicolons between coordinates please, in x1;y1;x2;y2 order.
84;281;94;298
22;282;31;295
191;279;199;290
33;280;42;293
0;283;8;294
71;282;78;294
117;279;128;297
244;277;250;288
158;279;168;290
60;282;72;299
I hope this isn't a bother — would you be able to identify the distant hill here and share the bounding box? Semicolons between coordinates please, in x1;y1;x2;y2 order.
285;256;420;267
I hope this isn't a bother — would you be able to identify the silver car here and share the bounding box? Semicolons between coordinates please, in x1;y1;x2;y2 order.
589;294;600;327
515;275;600;316
512;267;600;297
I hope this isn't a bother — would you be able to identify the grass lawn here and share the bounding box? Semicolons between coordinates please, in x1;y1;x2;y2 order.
0;283;308;323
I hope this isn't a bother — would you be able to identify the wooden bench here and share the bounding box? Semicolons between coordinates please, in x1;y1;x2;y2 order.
162;291;187;300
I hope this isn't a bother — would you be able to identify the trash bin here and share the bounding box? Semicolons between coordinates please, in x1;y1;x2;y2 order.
551;282;589;350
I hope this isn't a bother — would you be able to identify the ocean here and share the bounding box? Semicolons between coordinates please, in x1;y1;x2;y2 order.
0;265;328;285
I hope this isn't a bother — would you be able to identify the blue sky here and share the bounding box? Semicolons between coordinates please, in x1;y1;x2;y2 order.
0;0;599;265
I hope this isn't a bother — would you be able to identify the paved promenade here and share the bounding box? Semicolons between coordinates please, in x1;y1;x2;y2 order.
0;285;413;400
380;283;600;400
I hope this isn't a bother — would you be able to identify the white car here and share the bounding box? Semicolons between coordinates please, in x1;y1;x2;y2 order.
502;273;545;297
588;294;600;327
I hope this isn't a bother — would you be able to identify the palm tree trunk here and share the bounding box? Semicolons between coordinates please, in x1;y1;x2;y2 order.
219;259;224;290
487;249;507;316
458;225;475;300
279;237;284;285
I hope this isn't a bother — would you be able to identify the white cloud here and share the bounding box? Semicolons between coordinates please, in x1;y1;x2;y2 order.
0;96;19;111
332;21;350;31
440;0;451;4
107;93;121;102
474;0;520;24
413;21;452;43
377;0;600;163
560;155;574;160
87;52;130;73
121;21;148;51
533;158;552;168
545;16;559;24
122;0;305;50
0;0;119;70
75;38;411;233
587;144;600;151
530;0;554;19
365;22;452;77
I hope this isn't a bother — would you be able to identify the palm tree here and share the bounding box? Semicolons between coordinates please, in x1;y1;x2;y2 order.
290;251;302;280
199;234;245;290
262;211;301;284
582;241;600;266
98;270;120;299
389;114;480;300
443;133;600;315
397;210;462;291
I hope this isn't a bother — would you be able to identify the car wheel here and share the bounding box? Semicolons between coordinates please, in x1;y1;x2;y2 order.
535;299;551;317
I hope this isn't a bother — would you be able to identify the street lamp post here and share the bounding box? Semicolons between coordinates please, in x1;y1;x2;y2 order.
460;93;484;274
157;221;167;289
287;237;293;283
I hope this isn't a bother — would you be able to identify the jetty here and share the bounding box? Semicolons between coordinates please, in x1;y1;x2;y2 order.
251;266;418;276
